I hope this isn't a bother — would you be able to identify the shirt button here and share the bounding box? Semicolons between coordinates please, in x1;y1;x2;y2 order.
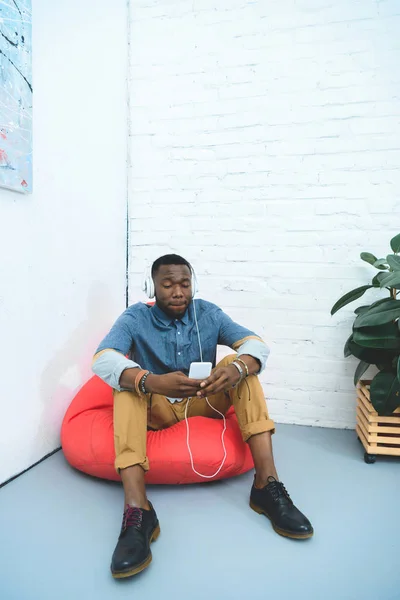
178;332;181;335
178;352;181;355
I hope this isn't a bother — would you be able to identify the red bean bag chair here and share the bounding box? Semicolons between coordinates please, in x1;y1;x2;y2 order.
61;375;254;484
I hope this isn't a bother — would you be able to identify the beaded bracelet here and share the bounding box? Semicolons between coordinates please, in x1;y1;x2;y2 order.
140;371;151;394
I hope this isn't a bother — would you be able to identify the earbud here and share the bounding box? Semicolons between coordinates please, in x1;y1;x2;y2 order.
191;270;198;298
142;268;155;299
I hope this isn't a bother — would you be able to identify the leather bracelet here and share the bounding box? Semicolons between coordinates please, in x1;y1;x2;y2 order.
134;369;149;395
140;371;151;394
235;357;249;377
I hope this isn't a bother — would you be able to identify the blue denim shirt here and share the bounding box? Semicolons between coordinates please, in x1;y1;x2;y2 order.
95;300;269;390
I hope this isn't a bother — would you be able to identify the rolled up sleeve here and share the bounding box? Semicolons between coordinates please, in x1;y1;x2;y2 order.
235;338;270;374
93;309;139;390
92;350;141;391
216;308;269;373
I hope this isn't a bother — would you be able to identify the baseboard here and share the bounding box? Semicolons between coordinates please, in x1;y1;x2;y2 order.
0;447;62;489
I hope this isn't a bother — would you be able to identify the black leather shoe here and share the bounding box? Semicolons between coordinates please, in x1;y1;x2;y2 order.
111;503;160;578
250;476;313;540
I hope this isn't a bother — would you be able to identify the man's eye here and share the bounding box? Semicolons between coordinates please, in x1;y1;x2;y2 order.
182;284;190;288
164;285;171;289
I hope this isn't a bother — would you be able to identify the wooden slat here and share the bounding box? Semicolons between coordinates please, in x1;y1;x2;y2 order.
356;404;400;433
356;398;373;424
357;388;374;414
374;424;400;434
369;438;378;450
372;446;400;456
366;434;400;445
356;424;368;452
356;406;371;434
375;414;400;425
359;382;371;402
357;419;370;445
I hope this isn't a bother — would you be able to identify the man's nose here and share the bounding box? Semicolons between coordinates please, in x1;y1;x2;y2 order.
172;286;184;297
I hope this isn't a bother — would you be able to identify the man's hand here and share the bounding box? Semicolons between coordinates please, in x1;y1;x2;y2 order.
146;372;203;398
196;365;241;397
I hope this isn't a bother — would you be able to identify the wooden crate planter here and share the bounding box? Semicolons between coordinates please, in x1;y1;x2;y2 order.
356;380;400;464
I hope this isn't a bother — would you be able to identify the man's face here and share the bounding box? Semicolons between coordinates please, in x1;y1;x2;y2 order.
153;264;193;319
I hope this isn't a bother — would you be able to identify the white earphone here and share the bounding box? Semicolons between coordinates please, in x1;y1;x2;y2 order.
142;264;198;299
142;262;227;479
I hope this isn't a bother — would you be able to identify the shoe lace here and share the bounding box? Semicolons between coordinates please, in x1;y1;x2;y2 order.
122;506;143;531
267;477;293;504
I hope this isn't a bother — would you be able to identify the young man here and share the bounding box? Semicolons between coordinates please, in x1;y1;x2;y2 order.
93;254;313;579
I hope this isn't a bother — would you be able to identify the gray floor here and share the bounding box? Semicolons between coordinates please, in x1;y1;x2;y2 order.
1;424;399;600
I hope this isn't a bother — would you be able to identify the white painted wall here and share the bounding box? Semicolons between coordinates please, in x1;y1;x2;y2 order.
128;0;400;429
0;0;127;483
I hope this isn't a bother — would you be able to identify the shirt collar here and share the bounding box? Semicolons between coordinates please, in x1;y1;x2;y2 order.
152;303;190;325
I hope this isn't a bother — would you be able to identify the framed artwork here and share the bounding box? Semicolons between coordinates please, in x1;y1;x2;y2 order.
0;0;32;193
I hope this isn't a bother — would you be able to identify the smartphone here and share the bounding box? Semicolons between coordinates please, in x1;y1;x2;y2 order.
189;362;212;380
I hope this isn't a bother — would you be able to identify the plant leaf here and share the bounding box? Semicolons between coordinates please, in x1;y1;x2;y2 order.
370;372;400;415
372;272;388;287
353;322;400;350
347;337;396;364
379;271;400;289
373;258;389;270
376;362;395;372
354;305;370;315
390;233;400;254
354;360;370;386
369;297;394;310
331;285;374;316
353;300;400;328
387;254;400;271
364;299;400;315
398;356;400;383
360;252;378;266
344;335;353;357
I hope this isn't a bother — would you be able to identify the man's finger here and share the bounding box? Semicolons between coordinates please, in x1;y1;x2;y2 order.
204;372;228;387
200;372;219;388
182;381;204;395
197;376;226;396
185;377;204;386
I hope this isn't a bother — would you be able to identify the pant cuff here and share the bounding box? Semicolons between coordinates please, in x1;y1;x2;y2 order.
115;451;149;473
241;419;275;443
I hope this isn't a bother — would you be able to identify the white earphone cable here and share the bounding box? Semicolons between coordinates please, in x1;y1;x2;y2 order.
185;295;227;479
185;396;227;479
192;294;203;363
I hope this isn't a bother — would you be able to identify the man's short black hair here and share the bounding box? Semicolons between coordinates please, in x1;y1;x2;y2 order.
151;254;192;278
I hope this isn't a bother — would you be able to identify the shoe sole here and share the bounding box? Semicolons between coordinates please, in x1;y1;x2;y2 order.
249;501;313;540
111;524;161;579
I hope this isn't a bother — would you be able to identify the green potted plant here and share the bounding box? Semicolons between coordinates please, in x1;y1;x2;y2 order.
331;233;400;463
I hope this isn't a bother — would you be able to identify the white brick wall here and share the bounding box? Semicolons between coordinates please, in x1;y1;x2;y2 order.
128;0;400;429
